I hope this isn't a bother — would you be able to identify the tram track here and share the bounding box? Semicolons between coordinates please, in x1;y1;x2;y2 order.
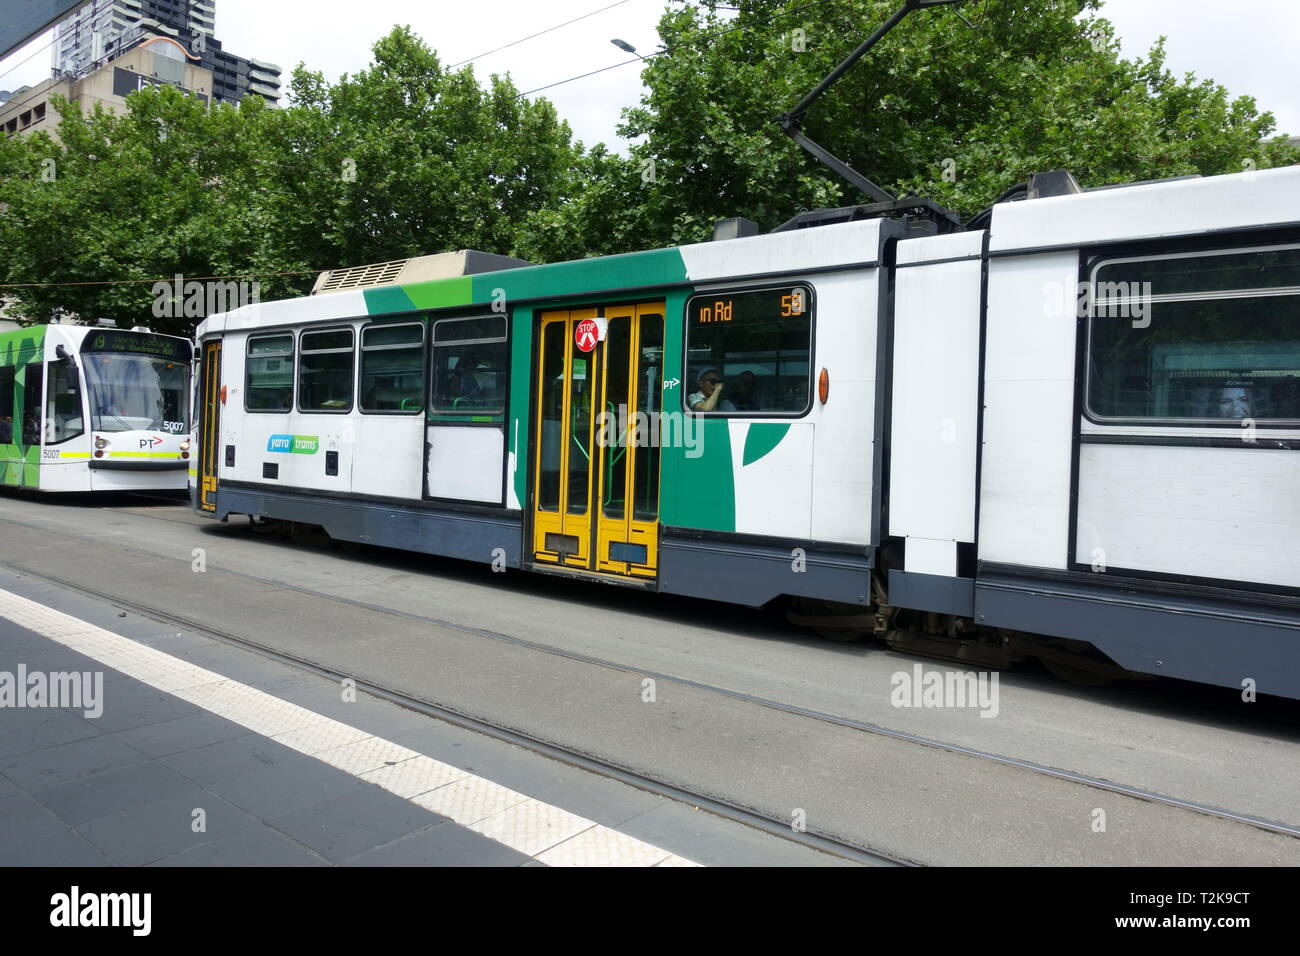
2;501;1299;850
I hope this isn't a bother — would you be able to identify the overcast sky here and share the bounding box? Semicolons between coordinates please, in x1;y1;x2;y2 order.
3;0;1297;149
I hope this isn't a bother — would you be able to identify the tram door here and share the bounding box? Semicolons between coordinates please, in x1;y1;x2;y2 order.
532;303;664;578
197;340;222;512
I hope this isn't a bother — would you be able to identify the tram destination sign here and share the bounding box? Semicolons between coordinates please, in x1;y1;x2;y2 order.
82;331;192;361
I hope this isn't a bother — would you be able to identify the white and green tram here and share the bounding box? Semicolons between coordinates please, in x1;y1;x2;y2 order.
194;164;1300;699
0;324;192;493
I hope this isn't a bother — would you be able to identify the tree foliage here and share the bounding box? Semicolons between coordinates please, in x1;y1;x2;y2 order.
614;0;1299;244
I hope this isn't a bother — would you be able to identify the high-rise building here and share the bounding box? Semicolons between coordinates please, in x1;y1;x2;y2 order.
50;0;278;107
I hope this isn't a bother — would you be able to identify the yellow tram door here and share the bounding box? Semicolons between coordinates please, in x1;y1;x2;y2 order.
531;303;663;578
593;304;662;578
532;309;598;568
198;340;222;512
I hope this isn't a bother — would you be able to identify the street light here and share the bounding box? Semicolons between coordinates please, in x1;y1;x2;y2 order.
610;39;637;54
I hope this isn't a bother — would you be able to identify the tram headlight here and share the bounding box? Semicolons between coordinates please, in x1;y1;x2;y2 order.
94;436;108;450
179;440;191;452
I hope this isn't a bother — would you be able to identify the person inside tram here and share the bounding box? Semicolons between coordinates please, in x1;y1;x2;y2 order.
22;410;41;445
688;368;733;412
450;353;484;403
1212;385;1254;419
0;416;11;443
729;370;760;412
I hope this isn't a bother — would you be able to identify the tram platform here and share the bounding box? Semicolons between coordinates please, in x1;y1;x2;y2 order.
0;570;852;867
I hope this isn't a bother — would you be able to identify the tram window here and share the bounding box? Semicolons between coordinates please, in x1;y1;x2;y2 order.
21;364;43;445
430;316;508;420
1088;245;1300;423
684;285;813;415
246;334;294;412
0;367;13;443
361;323;424;413
298;328;355;413
45;359;84;443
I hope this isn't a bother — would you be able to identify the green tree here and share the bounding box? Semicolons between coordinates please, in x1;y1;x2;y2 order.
608;0;1298;244
0;86;296;334
264;25;587;271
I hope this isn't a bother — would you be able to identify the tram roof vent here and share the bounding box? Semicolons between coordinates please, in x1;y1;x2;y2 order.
311;250;532;296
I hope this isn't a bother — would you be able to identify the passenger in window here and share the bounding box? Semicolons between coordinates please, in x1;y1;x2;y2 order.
1213;386;1254;419
729;371;760;412
688;368;732;412
0;416;11;443
452;353;484;402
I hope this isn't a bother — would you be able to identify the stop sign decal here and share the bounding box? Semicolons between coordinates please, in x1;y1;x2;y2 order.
575;319;599;353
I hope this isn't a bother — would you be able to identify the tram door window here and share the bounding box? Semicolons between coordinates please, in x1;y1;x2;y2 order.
532;303;663;579
0;366;14;443
198;341;222;513
21;364;44;445
45;359;84;443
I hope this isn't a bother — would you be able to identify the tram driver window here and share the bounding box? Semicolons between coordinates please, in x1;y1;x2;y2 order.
430;316;508;421
0;367;14;443
361;323;424;413
1087;245;1300;424
684;285;813;415
246;334;294;412
298;328;355;413
45;359;84;443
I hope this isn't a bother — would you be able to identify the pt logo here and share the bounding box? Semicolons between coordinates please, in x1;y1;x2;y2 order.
575;319;599;353
138;436;163;449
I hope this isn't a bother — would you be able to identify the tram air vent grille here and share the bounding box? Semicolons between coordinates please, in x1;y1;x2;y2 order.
314;259;409;294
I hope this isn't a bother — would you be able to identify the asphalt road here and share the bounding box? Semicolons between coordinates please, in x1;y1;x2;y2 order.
2;489;1298;865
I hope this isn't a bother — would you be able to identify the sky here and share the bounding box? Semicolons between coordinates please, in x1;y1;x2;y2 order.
2;0;1297;151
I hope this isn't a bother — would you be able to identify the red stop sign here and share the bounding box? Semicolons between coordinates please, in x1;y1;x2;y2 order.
575;319;599;353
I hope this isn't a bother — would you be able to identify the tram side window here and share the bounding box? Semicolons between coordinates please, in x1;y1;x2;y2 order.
45;359;84;443
361;323;424;412
246;334;294;412
684;285;813;414
1088;245;1300;423
430;316;508;421
21;364;43;445
299;329;356;412
0;367;13;443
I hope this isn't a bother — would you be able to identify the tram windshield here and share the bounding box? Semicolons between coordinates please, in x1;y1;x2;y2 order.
83;353;190;433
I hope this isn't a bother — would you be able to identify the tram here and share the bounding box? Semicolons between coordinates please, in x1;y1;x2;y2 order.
0;323;193;492
192;161;1300;699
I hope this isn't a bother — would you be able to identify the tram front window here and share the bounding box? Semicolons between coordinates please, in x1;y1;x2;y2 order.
83;353;190;433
